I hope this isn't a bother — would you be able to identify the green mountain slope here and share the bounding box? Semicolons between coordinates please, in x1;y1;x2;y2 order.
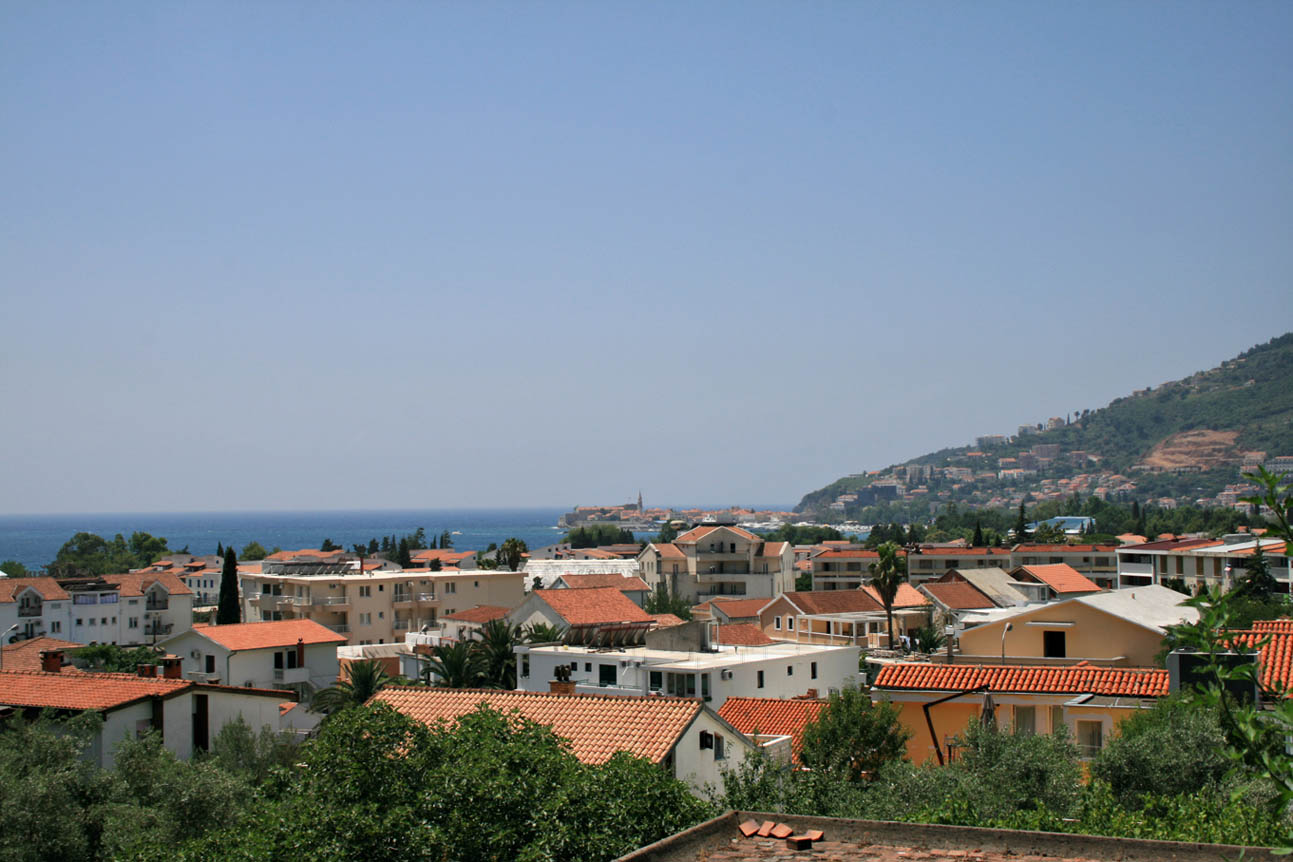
798;333;1293;518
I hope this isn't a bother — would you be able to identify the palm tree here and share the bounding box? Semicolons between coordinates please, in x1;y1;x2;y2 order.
868;541;907;650
523;622;565;644
421;640;486;688
477;618;522;689
311;659;392;715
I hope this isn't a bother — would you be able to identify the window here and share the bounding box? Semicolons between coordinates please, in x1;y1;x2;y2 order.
520;655;529;678
584;662;592;673
205;654;215;673
787;617;795;631
666;672;696;697
786;665;794;676
1176;557;1184;575
649;671;662;692
1042;631;1066;659
569;661;578;671
701;673;710;701
274;652;284;669
128;617;138;629
50;621;61;633
599;664;617;687
378;584;384;591
757;670;764;689
774;616;781;630
714;733;726;760
1076;720;1103;757
1050;706;1065;734
1014;706;1036;735
811;661;817;680
474;580;479;588
446;583;456;594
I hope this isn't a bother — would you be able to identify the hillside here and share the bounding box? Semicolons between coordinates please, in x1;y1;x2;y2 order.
798;333;1293;519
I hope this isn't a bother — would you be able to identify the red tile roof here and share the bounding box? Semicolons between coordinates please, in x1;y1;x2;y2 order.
1224;629;1293;691
861;583;930;608
1015;564;1102;594
718;696;825;761
759;541;789;558
911;547;1011;557
556;574;650;592
921;581;997;610
646;542;686;560
1124;538;1222;552
190;619;346;651
675;525;760;544
370;687;704;764
1251;619;1293;633
410;549;475;564
814;550;881;560
0;577;70;603
1013;544;1117;553
0;670;191;710
102;572;193;596
648;613;686;628
0;637;86;673
714;624;777;646
443;605;512;624
873;663;1169;697
778;591;882;616
705;598;773;620
264;548;350;562
536;587;655;626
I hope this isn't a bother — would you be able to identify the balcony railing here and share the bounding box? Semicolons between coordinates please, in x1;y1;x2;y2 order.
326;623;350;634
416;593;437;603
313;596;349;606
17;605;42;618
393;593;414;605
145;600;169;611
145;623;173;637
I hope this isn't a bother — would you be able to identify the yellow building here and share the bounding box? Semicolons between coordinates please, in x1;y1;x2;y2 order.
872;662;1168;765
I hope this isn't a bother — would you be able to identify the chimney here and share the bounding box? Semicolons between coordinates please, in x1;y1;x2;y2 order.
39;650;63;673
162;656;183;679
296;637;305;668
137;663;157;677
549;679;576;695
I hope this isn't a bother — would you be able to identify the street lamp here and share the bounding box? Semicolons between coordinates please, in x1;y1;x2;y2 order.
1000;622;1013;663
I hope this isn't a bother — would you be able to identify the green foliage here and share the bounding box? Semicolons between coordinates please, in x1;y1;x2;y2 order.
1089;696;1230;805
644;582;693;620
654;521;679;544
312;659;393;715
0;560;28;577
524;621;565;643
563;524;636;548
238;541;268;561
204;716;300;785
477;618;522;688
868;542;907;649
420;640;487;688
216;546;240;625
799;686;910;782
910;624;946;653
48;531;170;576
499;537;528;571
794;571;813;591
72;643;162;673
758;524;844;545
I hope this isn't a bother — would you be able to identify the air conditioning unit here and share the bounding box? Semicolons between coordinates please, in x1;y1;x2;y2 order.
190;650;201;659
720;669;733;680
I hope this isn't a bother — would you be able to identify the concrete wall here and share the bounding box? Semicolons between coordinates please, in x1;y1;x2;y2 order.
673;712;755;793
958;602;1165;666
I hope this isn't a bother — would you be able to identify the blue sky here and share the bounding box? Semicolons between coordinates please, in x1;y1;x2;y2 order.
2;2;1291;514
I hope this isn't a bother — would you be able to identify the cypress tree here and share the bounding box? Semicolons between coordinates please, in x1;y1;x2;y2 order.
972;521;984;547
397;538;412;568
217;547;240;625
216;541;224;559
1014;503;1029;543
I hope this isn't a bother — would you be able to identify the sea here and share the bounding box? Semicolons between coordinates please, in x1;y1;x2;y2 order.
0;508;591;571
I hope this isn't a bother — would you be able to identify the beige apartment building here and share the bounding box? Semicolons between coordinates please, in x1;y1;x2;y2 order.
638;525;793;604
240;562;524;645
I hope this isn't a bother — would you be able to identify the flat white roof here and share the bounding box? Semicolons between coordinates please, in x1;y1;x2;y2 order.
522;640;854;671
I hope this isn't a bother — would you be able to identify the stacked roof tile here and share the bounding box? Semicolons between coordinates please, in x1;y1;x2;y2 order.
718;696;824;761
860;583;930;608
921;581;997;610
0;670;191;710
371;687;703;764
714;624;777;646
190;619;346;651
555;573;650;591
1015;564;1101;594
0;577;71;602
779;591;882;615
443;605;512;624
536;587;654;626
873;663;1169;697
0;637;85;673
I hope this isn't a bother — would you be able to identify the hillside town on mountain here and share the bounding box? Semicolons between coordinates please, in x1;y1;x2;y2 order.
4;473;1293;857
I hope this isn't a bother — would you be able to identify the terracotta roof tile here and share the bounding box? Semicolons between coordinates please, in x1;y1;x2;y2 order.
921;581;997;610
1016;564;1101;594
759;541;789;558
649;543;686;560
101;572;193;597
370;687;703;764
555;574;650;592
190;619;346;651
0;637;86;673
707;598;773;620
911;547;1011;557
873;663;1169;697
0;670;191;710
780;591;882;616
648;613;686;628
1224;629;1293;691
714;624;777;646
0;577;71;603
1013;544;1117;553
1251;619;1293;633
675;525;760;544
860;583;930;608
443;605;512;624
536;587;655;627
718;696;824;761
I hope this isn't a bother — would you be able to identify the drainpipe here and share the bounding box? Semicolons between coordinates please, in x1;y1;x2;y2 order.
922;684;990;766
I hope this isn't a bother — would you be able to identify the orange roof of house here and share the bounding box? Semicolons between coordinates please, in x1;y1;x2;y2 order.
1224;629;1293;691
0;577;70;603
921;581;997;610
718;696;824;762
675;525;760;544
648;613;686;628
443;605;512;624
370;687;704;765
1015;564;1102;594
1251;619;1293;633
1013;544;1117;553
410;549;475;563
814;549;881;560
556;574;650;592
102;572;192;596
778;591;882;616
190;619;346;651
873;663;1169;697
1126;538;1223;552
0;637;86;673
649;543;686;560
912;547;1011;557
861;583;930;608
264;548;349;561
536;587;655;627
714;624;777;646
706;598;773;620
0;670;191;710
759;541;789;557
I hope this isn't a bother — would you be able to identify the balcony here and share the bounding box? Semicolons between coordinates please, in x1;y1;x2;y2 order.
415;592;438;603
312;595;350;608
17;605;42;618
272;667;311;684
145;599;170;611
393;593;415;607
1117;561;1153;577
145;623;173;637
326;623;350;634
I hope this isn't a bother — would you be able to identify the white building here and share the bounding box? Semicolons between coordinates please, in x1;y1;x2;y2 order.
159;619;344;697
1;573;193;647
515;621;859;709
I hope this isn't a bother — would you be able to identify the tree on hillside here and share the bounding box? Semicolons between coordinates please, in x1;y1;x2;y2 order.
498;538;528;571
868;542;907;649
320;538;340;552
0;561;28;578
217;547;240;625
799;685;910;782
972;521;984;547
239;541;268;561
1232;541;1278;601
1013;503;1029;543
396;538;412;568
